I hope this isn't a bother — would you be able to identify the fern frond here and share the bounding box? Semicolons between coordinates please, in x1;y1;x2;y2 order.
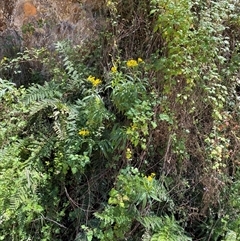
140;215;192;241
27;98;64;116
139;215;163;231
26;135;56;164
150;231;173;241
0;78;16;99
52;109;68;140
24;82;62;105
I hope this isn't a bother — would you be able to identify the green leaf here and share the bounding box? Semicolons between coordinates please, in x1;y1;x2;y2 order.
86;229;93;241
159;113;173;124
71;167;77;174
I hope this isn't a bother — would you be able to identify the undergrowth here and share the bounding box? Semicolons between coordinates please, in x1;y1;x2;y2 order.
0;0;240;240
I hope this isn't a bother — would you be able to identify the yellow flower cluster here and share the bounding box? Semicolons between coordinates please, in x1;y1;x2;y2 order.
111;66;117;73
87;75;102;87
146;173;156;182
127;59;138;67
126;58;144;68
78;129;90;136
0;57;7;64
130;123;137;130
125;148;132;160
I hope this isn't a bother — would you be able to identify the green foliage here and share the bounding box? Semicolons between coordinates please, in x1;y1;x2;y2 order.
146;216;191;241
0;0;240;240
0;78;15;98
150;0;240;215
83;166;190;241
109;59;157;149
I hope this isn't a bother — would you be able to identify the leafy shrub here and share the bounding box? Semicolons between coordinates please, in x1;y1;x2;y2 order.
0;0;240;240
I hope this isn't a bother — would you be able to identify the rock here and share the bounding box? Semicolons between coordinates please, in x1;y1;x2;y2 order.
0;0;105;53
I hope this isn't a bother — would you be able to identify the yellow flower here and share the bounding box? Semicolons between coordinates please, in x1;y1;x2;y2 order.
131;123;137;130
87;75;95;82
78;129;90;136
111;66;117;73
146;173;156;182
0;57;7;64
126;59;138;67
151;172;156;177
93;78;102;87
147;176;153;182
137;58;143;63
87;75;102;87
126;148;132;160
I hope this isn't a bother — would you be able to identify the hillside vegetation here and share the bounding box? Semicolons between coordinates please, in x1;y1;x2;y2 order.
0;0;240;240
